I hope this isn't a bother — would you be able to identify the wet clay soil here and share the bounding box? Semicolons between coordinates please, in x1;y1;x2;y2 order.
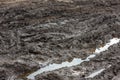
0;0;120;80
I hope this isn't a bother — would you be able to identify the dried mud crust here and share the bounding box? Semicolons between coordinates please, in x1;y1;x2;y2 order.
0;0;120;80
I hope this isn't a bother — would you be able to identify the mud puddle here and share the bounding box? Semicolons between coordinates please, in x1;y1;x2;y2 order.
86;68;105;78
86;65;111;78
27;38;120;80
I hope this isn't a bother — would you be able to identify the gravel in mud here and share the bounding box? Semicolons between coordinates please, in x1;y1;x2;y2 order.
0;0;120;80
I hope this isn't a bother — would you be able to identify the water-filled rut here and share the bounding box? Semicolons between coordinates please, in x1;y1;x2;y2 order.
27;38;120;80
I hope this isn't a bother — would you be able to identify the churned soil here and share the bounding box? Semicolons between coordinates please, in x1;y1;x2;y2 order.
0;0;120;80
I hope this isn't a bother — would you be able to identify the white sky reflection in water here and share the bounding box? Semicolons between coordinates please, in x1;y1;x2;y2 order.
27;38;120;80
86;65;112;78
86;69;105;78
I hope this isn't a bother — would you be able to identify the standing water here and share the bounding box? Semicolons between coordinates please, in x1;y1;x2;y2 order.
27;38;120;80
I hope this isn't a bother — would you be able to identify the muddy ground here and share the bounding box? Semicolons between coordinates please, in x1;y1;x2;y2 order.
0;0;120;80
